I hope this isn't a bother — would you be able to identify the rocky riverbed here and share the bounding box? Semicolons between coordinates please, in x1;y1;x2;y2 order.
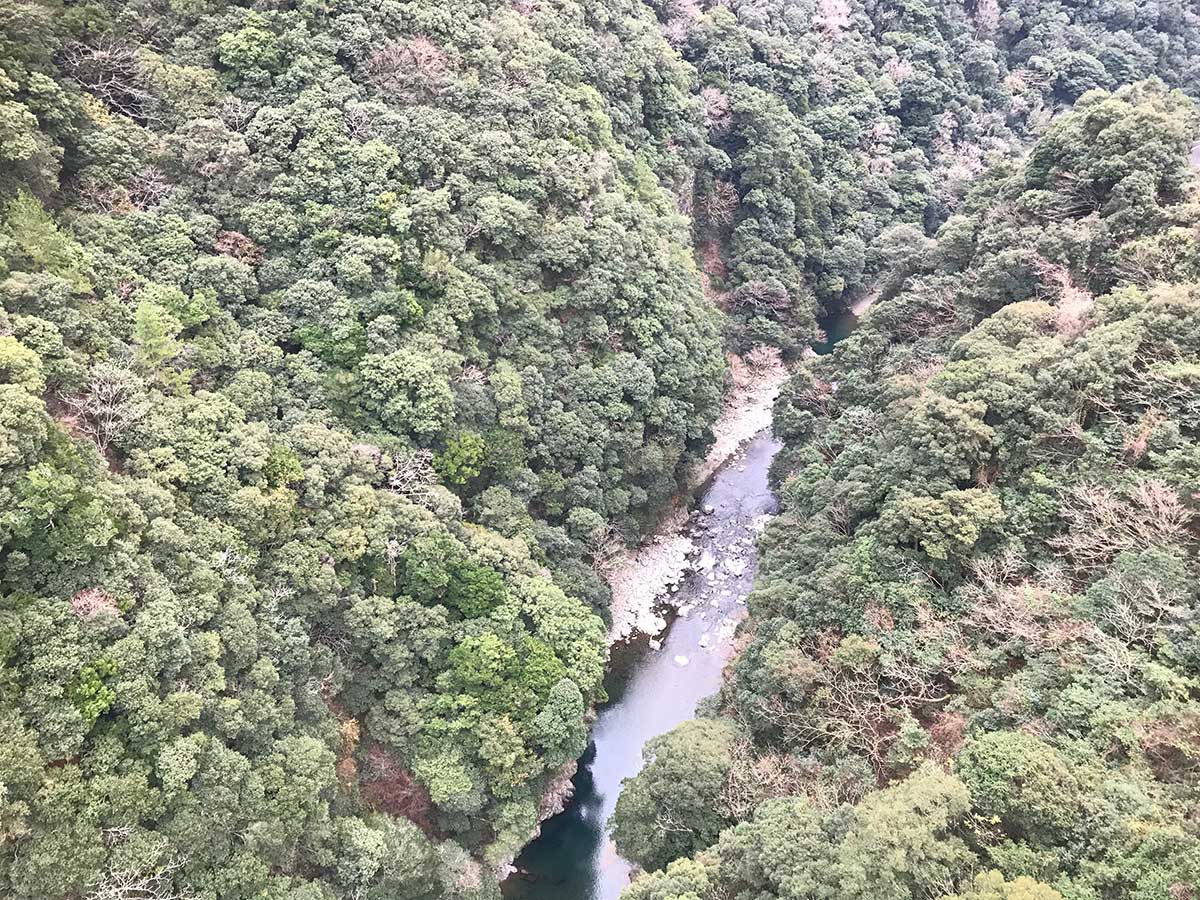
503;429;783;900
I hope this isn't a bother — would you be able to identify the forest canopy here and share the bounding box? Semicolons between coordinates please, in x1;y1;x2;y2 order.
0;0;1198;899
613;78;1200;900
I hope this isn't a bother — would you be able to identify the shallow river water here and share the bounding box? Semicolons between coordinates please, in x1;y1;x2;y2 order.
502;429;783;900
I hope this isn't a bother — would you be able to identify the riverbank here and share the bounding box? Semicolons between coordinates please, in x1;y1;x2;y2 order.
605;348;789;643
505;429;784;900
496;349;789;882
505;302;864;898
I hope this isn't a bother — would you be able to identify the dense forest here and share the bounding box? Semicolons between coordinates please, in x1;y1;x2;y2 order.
613;81;1200;899
1;0;1198;899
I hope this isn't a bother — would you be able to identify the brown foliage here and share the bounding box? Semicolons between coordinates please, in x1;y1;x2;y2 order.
927;711;966;763
1138;710;1200;783
701;86;732;134
1123;408;1164;463
361;744;438;836
701;179;740;226
214;230;264;266
699;238;728;280
1033;257;1094;339
661;0;702;47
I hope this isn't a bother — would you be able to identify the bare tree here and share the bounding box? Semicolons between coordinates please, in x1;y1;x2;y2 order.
61;38;157;123
388;449;438;505
743;344;781;374
456;364;487;384
588;522;627;574
661;0;702;47
1111;239;1169;288
87;838;193;900
60;364;145;453
701;179;740;226
700;86;732;135
813;0;852;41
884;56;915;84
974;0;1000;34
364;37;450;100
732;280;791;315
71;587;120;621
1054;480;1191;572
1033;256;1094;339
894;285;959;342
965;555;1100;654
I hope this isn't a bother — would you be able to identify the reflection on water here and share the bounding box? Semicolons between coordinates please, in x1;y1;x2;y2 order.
503;430;783;900
814;304;859;355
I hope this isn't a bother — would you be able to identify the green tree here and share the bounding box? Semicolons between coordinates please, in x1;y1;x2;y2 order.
612;719;738;871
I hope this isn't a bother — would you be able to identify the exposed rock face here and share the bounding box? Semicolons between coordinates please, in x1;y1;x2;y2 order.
538;760;579;823
494;760;579;880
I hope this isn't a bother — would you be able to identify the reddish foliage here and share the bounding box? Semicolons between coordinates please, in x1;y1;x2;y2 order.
701;86;732;134
71;587;119;620
864;604;895;632
699;239;727;279
1139;711;1200;783
214;230;264;266
927;711;966;763
813;0;852;40
361;744;438;836
365;37;450;98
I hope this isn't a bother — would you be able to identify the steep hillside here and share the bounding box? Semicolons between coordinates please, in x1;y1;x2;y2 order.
613;82;1200;900
1;1;1198;899
1;1;721;896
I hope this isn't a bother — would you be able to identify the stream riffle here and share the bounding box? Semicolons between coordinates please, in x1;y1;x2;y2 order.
503;429;783;900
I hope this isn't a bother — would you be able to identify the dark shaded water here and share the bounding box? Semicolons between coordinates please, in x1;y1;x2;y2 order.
815;305;860;353
503;430;783;900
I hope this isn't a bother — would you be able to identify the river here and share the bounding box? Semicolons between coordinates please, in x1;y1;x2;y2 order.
502;429;782;900
502;137;1200;897
503;305;860;900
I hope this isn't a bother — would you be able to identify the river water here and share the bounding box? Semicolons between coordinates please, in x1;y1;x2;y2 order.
502;429;783;900
503;302;859;900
